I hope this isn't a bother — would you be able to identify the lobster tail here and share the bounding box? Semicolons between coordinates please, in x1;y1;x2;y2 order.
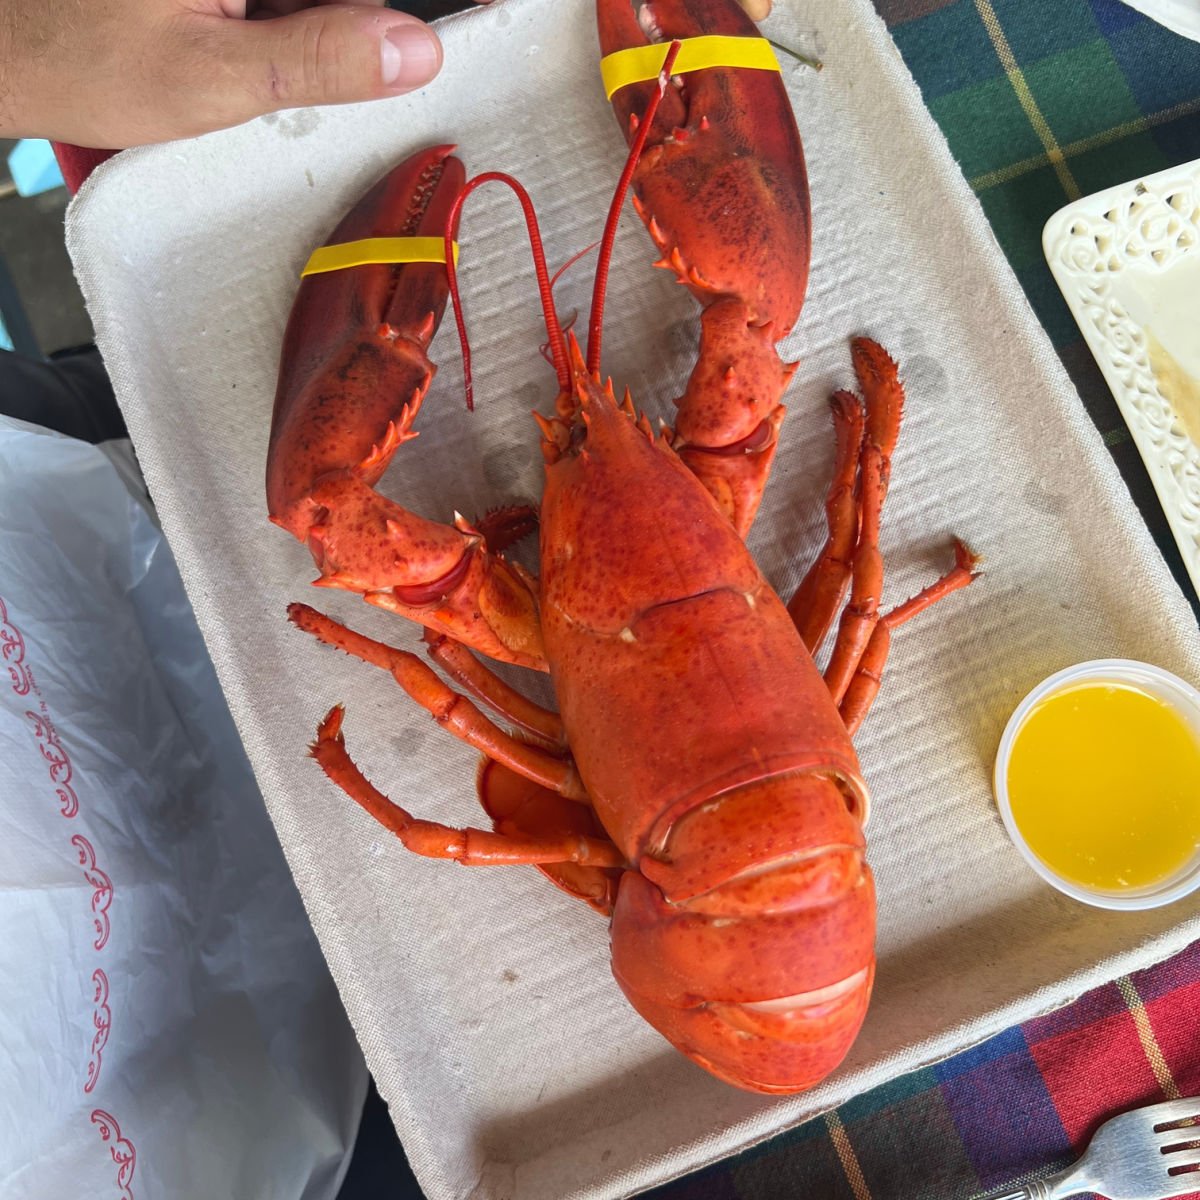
610;773;876;1093
617;949;874;1094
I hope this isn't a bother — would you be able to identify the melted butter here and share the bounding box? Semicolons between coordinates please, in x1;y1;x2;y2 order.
1007;681;1200;891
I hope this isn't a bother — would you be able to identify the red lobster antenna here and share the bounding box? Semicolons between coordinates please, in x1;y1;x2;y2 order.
445;39;681;406
587;39;683;376
444;173;571;410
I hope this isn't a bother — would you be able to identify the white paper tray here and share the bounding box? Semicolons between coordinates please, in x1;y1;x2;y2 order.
66;0;1200;1196
1044;157;1200;600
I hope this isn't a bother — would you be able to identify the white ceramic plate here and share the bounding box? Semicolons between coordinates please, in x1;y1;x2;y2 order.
1044;157;1200;596
1118;0;1200;42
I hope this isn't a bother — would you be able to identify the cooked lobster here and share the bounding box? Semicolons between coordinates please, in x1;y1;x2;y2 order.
266;0;978;1094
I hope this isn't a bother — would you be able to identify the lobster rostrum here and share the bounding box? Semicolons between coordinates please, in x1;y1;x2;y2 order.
266;0;978;1094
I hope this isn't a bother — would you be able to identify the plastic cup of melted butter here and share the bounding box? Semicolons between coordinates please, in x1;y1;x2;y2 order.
994;660;1200;910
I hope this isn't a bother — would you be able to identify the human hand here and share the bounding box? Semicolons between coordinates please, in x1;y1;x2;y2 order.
0;0;446;148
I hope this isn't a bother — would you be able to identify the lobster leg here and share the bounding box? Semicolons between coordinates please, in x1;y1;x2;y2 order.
421;623;613;903
787;340;978;722
788;391;865;655
290;604;586;801
789;340;903;681
478;759;624;914
472;504;540;555
423;630;566;750
312;708;623;868
839;540;980;735
822;444;888;707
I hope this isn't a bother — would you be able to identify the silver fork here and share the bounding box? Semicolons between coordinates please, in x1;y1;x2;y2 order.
976;1096;1200;1200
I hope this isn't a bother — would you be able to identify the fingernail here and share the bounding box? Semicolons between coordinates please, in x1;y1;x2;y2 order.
381;24;442;90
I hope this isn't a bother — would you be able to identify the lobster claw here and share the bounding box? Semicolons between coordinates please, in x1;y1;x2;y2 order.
268;144;465;543
597;0;811;532
267;146;545;668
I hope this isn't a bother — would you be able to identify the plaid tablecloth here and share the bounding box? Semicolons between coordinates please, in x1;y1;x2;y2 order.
55;2;1200;1197
650;2;1200;1197
882;0;1200;610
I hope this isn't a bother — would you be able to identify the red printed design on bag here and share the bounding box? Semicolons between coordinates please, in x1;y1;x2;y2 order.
3;593;140;1180
91;1109;136;1199
26;708;80;818
0;596;32;696
71;835;114;951
85;969;112;1094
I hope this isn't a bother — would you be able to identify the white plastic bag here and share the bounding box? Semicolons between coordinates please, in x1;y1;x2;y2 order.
0;416;367;1199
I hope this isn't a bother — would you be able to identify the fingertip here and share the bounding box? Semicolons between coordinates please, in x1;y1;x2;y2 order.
380;18;443;91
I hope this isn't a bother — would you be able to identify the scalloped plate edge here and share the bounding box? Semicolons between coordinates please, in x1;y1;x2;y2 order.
1043;157;1200;598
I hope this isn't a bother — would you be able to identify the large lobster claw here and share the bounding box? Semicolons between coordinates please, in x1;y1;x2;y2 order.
267;146;544;668
268;144;463;542
597;0;811;532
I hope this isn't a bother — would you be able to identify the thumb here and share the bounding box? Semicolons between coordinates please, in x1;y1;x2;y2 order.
198;6;443;124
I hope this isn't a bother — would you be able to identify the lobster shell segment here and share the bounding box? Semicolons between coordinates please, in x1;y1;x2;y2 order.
610;771;875;1093
620;950;875;1094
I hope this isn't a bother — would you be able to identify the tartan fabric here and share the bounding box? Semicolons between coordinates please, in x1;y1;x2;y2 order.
650;3;1200;1196
649;943;1200;1199
881;0;1200;607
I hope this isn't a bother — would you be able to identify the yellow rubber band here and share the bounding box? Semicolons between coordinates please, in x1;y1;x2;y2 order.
301;236;460;278
599;35;780;101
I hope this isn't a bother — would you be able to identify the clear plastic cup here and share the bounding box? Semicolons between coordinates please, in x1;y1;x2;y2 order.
993;658;1200;911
